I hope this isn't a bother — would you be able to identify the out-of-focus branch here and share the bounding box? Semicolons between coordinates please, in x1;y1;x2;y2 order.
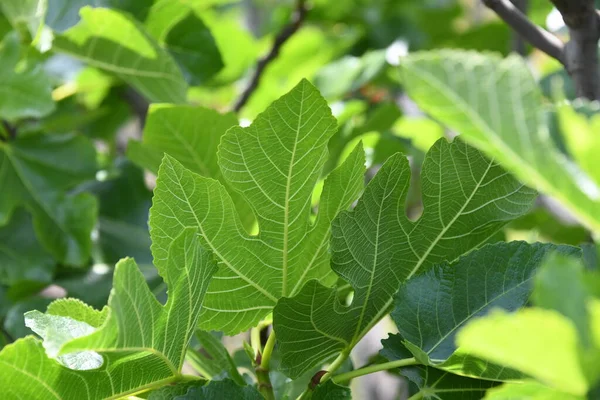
233;0;308;113
510;0;528;55
482;0;565;63
483;0;600;101
549;0;600;100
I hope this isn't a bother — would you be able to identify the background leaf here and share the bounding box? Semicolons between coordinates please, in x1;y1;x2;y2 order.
400;50;600;233
53;7;187;103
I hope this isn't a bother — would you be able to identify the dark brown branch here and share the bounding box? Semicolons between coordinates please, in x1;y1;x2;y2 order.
549;0;600;100
510;0;528;55
483;0;565;63
233;0;308;112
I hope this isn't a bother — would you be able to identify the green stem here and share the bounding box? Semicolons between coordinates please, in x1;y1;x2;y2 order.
260;331;277;370
320;350;351;383
257;331;276;400
332;357;418;384
407;391;424;400
251;327;262;355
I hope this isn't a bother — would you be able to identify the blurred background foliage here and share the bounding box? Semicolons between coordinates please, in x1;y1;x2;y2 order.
0;0;591;398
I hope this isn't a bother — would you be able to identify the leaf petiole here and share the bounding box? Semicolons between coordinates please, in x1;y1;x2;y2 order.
332;357;418;384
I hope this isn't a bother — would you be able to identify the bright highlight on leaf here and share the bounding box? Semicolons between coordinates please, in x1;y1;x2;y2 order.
400;50;600;233
53;7;188;103
0;228;218;399
150;79;366;334
274;137;536;378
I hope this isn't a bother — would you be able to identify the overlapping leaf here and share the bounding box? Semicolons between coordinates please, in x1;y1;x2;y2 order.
0;33;54;120
150;80;366;334
400;50;600;233
0;228;218;399
381;242;581;385
53;7;187;103
457;255;600;397
383;242;579;377
0;133;97;265
127;104;254;229
0;209;54;287
274;137;536;378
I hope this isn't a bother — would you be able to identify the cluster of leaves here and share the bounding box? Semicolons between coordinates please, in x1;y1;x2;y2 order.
0;1;599;400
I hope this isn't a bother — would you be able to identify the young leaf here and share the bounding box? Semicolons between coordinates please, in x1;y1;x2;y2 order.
485;381;583;400
0;228;218;399
0;33;54;120
127;104;254;229
274;137;536;378
457;308;590;396
384;241;579;373
400;50;600;233
0;133;97;265
53;7;187;103
150;79;366;334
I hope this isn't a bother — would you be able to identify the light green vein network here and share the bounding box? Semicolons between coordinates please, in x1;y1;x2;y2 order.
150;79;366;334
274;138;536;378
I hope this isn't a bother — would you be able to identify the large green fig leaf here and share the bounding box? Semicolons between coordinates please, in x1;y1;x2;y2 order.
274;137;536;378
400;50;600;234
0;228;217;399
150;79;366;334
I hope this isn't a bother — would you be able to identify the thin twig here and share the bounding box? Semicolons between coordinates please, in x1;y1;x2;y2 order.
2;120;17;141
233;0;308;112
482;0;565;63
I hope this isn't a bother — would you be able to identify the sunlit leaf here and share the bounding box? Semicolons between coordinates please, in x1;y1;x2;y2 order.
274;137;536;378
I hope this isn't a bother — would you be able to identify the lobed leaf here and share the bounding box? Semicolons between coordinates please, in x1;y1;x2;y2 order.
150;79;366;334
274;137;536;378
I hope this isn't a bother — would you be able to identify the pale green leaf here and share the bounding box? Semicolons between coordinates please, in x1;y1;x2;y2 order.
0;228;218;399
0;133;97;265
400;51;600;233
0;33;54;120
127;104;254;229
0;0;45;40
485;381;583;400
457;308;588;395
274;137;536;378
53;7;187;103
150;80;366;334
